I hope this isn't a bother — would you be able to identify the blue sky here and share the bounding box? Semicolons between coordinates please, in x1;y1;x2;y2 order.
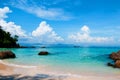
0;0;120;46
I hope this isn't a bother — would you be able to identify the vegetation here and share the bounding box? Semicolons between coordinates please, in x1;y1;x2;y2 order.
0;26;20;48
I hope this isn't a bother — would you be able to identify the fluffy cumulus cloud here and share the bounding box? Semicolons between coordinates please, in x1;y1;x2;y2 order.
0;7;63;43
0;20;27;37
31;21;64;43
68;25;114;43
81;25;90;33
0;7;27;37
0;7;116;44
0;7;12;19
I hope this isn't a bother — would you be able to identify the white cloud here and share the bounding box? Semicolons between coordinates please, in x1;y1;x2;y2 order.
81;25;90;33
0;7;27;37
0;7;12;19
32;21;52;37
0;7;63;43
68;25;114;43
8;0;71;20
0;19;27;37
23;7;70;20
31;21;64;43
0;7;116;44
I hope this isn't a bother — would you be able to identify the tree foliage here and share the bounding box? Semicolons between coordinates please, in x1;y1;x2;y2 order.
0;26;20;48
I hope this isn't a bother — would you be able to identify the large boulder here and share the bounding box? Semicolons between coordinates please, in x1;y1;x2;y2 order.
108;50;120;68
109;52;120;60
38;51;49;55
0;51;16;59
115;60;120;68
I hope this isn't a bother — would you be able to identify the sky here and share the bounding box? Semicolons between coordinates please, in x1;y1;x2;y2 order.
0;0;120;46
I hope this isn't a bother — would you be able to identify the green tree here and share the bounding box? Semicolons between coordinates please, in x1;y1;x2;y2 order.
0;26;20;48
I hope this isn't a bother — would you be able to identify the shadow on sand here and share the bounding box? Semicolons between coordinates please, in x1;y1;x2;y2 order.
0;74;66;80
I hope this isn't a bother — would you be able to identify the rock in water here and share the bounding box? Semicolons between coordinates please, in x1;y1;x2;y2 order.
40;46;46;48
0;51;16;59
108;50;120;68
115;60;120;68
107;63;114;67
38;51;49;55
109;52;120;60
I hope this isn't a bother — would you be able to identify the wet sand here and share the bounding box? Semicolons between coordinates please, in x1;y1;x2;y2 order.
0;62;120;80
0;62;13;75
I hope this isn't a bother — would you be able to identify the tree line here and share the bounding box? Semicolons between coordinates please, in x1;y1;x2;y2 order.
0;26;20;48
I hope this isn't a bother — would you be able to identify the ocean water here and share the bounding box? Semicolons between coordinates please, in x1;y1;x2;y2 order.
0;47;120;76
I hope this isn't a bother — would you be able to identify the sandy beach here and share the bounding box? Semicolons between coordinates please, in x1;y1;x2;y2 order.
0;61;120;80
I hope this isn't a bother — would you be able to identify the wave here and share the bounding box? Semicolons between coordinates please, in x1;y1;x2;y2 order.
0;60;37;68
0;60;84;78
49;73;83;78
0;60;104;78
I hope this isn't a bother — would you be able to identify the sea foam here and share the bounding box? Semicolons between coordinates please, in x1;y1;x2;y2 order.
0;60;37;68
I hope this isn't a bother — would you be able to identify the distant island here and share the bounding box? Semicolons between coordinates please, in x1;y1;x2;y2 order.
0;26;20;48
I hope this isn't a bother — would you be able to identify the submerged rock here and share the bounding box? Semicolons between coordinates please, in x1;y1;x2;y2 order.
107;62;114;67
38;51;49;55
0;51;16;59
40;46;46;48
73;46;80;48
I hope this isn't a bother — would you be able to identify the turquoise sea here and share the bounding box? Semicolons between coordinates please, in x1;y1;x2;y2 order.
0;45;120;76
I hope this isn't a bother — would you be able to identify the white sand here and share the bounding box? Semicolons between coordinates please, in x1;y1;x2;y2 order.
0;61;120;80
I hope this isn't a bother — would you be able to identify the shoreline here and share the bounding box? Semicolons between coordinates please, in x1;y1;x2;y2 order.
0;60;120;80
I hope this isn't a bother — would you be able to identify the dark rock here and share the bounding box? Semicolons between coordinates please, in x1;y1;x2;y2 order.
20;46;36;48
108;50;120;68
74;46;80;48
0;51;16;59
109;52;120;60
38;51;49;55
40;46;46;48
107;63;114;67
114;60;120;68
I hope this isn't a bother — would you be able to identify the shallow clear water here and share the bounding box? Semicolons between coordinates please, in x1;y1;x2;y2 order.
0;47;120;75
